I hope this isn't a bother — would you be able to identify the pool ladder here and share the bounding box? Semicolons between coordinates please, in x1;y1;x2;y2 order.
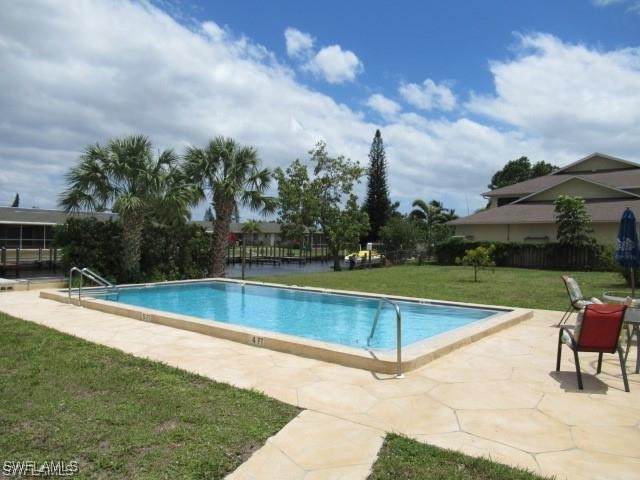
367;297;403;378
68;267;117;301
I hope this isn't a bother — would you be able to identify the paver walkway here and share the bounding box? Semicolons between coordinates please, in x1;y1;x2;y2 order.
1;290;639;479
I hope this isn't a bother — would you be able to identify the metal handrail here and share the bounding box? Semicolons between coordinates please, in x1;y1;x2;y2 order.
68;267;114;300
367;297;403;378
81;267;112;288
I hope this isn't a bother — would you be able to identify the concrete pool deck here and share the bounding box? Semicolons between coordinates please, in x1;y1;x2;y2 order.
1;290;639;479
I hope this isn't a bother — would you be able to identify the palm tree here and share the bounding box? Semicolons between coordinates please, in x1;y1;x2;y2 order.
410;199;458;256
241;219;262;246
59;135;195;281
184;136;274;277
239;219;262;280
410;199;457;225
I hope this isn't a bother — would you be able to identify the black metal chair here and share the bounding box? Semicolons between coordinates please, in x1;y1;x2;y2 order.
556;303;629;392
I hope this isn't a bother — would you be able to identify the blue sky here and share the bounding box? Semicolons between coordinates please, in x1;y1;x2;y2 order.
180;0;639;105
1;0;639;218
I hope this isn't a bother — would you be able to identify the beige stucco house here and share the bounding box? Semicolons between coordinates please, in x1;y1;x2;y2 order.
449;153;640;244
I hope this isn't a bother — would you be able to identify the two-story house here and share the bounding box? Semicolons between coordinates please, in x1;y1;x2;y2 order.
449;153;640;244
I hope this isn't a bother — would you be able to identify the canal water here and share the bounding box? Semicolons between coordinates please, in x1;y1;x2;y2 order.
226;260;344;278
14;261;346;281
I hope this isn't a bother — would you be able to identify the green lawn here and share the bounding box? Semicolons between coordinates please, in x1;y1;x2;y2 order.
0;313;299;479
369;434;550;480
257;264;624;311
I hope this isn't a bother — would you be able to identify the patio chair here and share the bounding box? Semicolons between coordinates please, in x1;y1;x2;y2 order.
556;303;629;392
559;275;603;325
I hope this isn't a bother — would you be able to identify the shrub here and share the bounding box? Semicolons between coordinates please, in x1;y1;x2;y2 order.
140;223;211;281
55;218;123;283
436;238;613;271
55;218;212;283
379;217;422;263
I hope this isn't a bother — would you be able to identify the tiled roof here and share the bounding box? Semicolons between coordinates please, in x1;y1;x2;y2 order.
0;208;288;234
191;221;283;234
484;169;640;197
0;207;116;224
449;199;640;225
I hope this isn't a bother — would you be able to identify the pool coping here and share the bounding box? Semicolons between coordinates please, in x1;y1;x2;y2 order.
40;278;533;374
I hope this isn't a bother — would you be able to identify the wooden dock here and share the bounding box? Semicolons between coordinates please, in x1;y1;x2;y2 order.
0;247;62;278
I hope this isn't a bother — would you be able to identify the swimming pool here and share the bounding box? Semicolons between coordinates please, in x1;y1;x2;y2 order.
43;279;531;373
98;280;500;350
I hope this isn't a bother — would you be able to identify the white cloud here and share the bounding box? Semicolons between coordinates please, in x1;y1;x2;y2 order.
0;3;639;218
202;21;224;41
399;79;457;111
284;27;314;59
304;45;363;84
593;0;640;14
366;94;402;118
467;33;640;154
592;0;625;5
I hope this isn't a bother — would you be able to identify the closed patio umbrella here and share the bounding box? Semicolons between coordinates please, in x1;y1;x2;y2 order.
615;207;640;297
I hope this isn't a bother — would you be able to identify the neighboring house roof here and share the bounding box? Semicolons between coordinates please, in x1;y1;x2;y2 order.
511;176;640;204
231;222;282;234
192;221;283;234
551;152;640;175
0;208;292;235
484;155;640;198
0;207;116;225
455;152;640;228
449;198;640;225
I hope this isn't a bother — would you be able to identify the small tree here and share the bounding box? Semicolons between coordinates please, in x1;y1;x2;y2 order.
554;195;595;246
203;207;214;222
311;142;369;270
274;159;317;249
10;193;19;207
456;245;496;282
275;142;368;270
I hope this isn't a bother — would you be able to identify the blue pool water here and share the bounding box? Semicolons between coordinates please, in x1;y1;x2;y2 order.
104;281;502;350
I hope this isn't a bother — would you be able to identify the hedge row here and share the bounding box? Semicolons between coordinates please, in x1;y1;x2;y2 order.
55;218;212;283
435;238;616;271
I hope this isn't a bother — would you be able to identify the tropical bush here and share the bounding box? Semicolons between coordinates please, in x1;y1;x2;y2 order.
55;218;123;283
379;217;422;262
59;135;196;282
140;223;212;281
554;195;595;246
55;218;211;283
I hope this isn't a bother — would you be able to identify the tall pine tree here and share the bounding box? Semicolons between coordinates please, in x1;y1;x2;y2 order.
10;193;19;207
363;129;391;242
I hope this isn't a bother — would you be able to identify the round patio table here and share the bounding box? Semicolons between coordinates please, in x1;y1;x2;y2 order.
603;291;640;374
